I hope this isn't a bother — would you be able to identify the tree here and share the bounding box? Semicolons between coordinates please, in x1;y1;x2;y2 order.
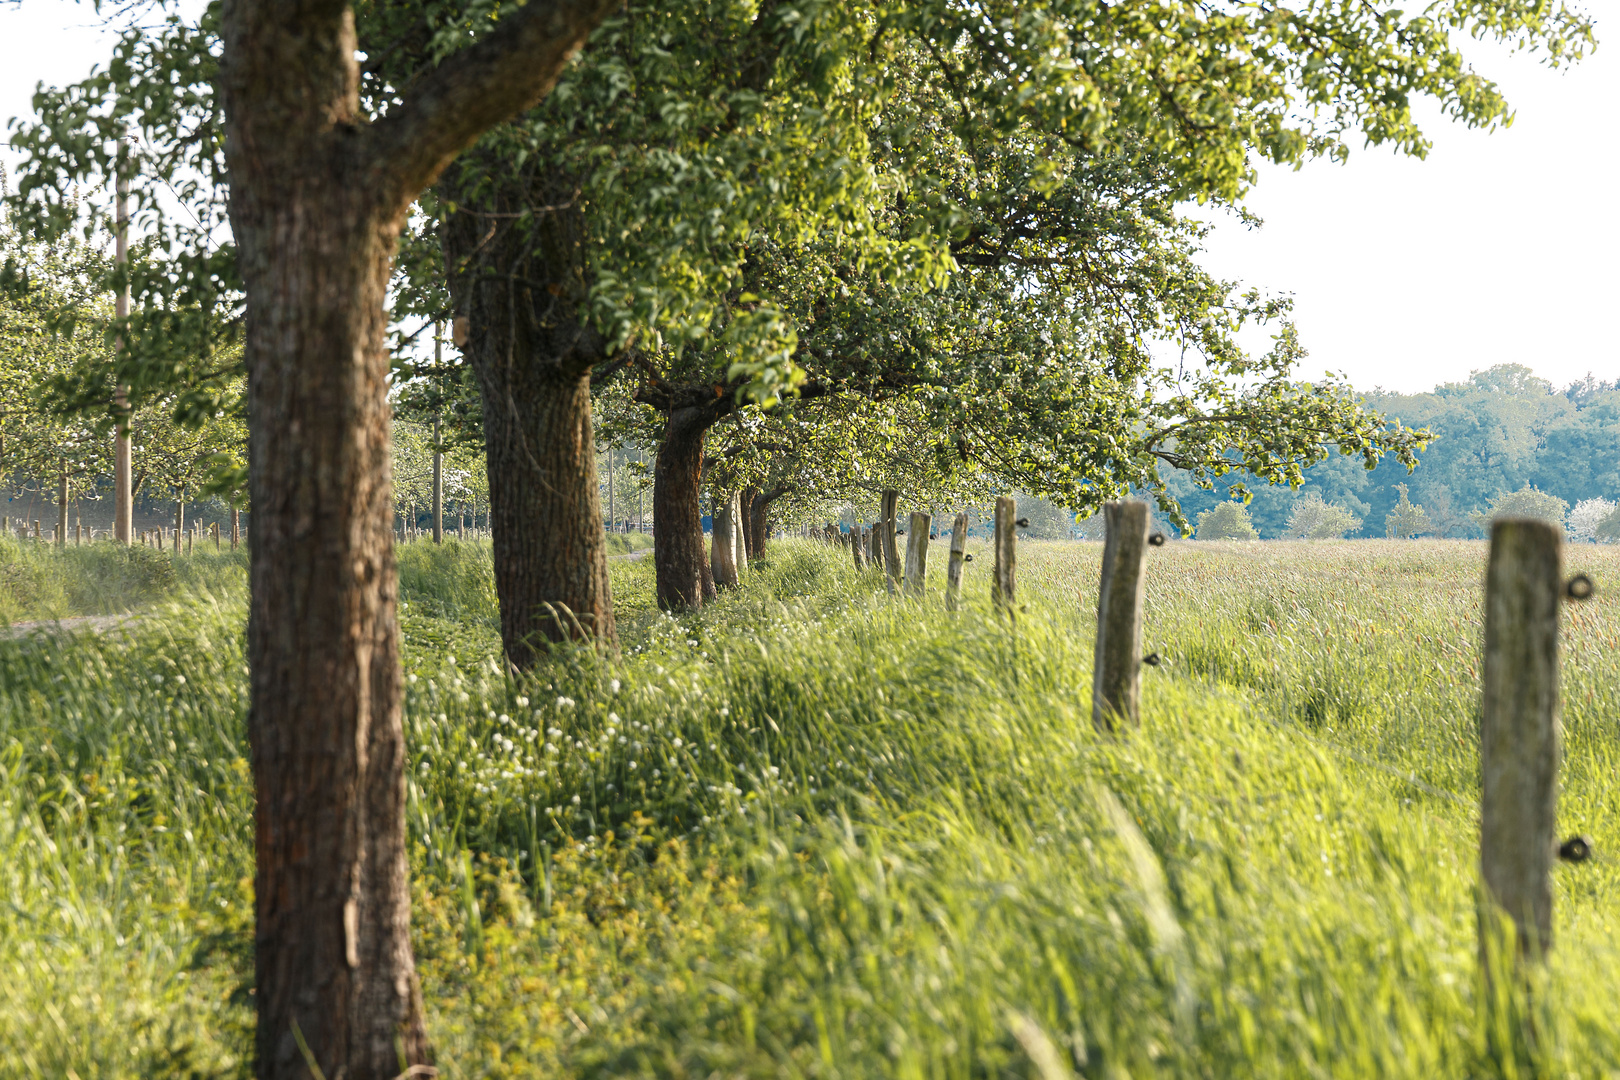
1195;502;1258;540
13;1;626;1075
1596;503;1620;543
1469;484;1568;532
1283;493;1361;539
1568;497;1616;543
1385;483;1431;539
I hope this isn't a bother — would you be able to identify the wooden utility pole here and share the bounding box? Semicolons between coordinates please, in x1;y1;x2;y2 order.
881;490;901;594
113;135;133;545
1479;517;1562;961
1092;500;1150;731
432;321;444;544
992;496;1017;610
945;512;968;611
904;511;930;597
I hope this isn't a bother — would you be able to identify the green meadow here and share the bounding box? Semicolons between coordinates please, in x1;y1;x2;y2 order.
2;535;1617;1078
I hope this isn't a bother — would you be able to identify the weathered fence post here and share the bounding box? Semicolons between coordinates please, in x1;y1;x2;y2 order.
904;511;931;597
1092;500;1151;731
1479;517;1562;963
850;524;866;571
881;490;902;594
945;512;969;611
231;508;240;551
992;496;1016;611
867;521;882;572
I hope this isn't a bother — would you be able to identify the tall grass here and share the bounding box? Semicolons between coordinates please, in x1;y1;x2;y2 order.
3;537;1619;1077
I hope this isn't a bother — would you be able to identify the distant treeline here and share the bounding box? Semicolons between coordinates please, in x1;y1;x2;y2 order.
1164;364;1619;538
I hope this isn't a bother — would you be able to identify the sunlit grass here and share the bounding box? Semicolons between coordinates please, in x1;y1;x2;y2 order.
3;536;1619;1076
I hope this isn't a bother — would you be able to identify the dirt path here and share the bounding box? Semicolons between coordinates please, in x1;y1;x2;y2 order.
0;614;139;641
608;549;653;561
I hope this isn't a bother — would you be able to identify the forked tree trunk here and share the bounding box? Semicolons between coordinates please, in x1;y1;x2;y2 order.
219;3;615;1077
654;406;717;609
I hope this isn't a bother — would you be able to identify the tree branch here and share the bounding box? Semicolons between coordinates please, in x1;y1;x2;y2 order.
365;0;621;208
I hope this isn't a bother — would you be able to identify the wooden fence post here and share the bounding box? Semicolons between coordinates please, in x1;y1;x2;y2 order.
1480;517;1562;962
992;496;1016;611
866;521;881;572
945;512;968;611
850;524;866;571
1092;500;1151;731
880;490;901;594
232;508;240;551
904;511;931;597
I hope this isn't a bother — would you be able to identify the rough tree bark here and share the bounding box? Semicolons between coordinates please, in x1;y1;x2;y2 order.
740;485;761;561
218;2;617;1077
441;161;615;663
654;405;719;609
747;485;790;557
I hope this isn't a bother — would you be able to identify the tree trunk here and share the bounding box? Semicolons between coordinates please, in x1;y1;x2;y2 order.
711;490;738;589
730;490;748;577
479;364;615;657
220;3;617;1075
748;485;789;557
441;159;616;663
654;406;717;610
739;486;760;561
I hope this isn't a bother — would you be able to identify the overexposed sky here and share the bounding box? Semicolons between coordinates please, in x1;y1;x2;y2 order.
1;0;1614;395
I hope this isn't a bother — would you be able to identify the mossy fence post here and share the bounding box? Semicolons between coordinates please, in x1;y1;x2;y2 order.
904;511;930;597
881;490;901;595
1479;517;1564;963
992;496;1016;612
945;512;969;611
1092;500;1152;731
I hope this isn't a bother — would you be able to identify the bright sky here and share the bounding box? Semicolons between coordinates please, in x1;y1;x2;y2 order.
1;0;1615;395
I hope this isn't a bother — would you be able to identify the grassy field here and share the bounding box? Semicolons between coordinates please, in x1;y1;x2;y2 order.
2;534;1618;1077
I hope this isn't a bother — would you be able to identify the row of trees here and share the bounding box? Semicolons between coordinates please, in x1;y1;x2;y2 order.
0;188;246;533
1169;364;1620;537
4;0;1592;1075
